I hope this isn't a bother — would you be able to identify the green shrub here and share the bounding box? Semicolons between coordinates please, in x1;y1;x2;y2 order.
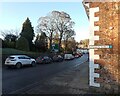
16;37;29;51
3;41;16;48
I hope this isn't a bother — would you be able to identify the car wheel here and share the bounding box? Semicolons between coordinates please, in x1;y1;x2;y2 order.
16;62;22;69
44;60;48;64
31;61;36;67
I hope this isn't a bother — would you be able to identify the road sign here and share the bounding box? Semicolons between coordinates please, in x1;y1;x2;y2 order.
89;45;113;49
51;44;59;52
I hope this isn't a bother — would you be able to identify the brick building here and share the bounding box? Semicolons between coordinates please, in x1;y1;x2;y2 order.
83;1;120;93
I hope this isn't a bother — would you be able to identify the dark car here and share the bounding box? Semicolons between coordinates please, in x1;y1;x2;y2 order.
36;56;52;64
73;53;83;58
52;55;63;62
74;54;79;58
78;53;83;57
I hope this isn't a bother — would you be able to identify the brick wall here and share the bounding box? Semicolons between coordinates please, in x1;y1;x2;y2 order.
84;2;120;93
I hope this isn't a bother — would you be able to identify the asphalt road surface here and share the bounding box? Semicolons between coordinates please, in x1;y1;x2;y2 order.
2;54;88;94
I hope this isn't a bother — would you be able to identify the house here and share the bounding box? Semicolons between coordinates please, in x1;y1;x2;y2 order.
83;1;120;93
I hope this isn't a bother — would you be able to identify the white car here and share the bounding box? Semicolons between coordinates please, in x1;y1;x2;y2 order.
5;55;36;68
64;54;74;60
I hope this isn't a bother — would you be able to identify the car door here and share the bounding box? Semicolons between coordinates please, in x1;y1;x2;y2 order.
24;56;31;65
18;56;26;65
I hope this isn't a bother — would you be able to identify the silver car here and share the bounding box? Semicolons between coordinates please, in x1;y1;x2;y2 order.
64;54;74;60
5;55;36;68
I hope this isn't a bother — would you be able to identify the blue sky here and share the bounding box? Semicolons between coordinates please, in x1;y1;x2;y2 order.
0;2;89;42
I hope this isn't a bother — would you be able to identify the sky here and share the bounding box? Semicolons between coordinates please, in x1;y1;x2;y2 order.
0;2;89;42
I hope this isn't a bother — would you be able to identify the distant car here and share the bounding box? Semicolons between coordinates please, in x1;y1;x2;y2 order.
36;56;52;64
5;55;36;69
52;55;63;62
78;53;83;57
64;54;74;60
74;54;79;58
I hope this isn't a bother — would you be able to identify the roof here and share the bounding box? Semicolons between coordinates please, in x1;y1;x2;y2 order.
82;0;90;19
9;55;28;57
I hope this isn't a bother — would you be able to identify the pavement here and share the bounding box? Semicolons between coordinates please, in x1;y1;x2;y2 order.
11;61;90;94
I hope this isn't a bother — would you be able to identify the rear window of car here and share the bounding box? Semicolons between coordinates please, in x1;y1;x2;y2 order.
37;57;42;59
44;56;49;59
58;55;62;57
8;57;15;59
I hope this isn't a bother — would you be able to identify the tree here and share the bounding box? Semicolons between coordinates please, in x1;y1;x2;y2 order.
51;11;75;52
0;38;3;48
16;37;29;51
36;16;56;50
1;29;19;39
37;11;75;52
0;29;19;48
20;17;34;51
3;34;18;48
34;32;48;52
65;37;76;53
53;32;59;44
63;29;75;52
4;34;18;42
80;39;89;48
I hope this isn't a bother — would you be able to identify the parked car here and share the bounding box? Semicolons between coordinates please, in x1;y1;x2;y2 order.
5;55;36;69
52;55;63;62
74;54;79;58
36;56;52;64
64;54;74;60
78;53;83;57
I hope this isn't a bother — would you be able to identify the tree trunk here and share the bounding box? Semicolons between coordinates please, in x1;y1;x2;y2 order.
65;38;68;53
58;32;63;52
49;32;53;50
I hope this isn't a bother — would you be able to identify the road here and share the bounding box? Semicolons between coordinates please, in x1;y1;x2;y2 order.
2;54;88;94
